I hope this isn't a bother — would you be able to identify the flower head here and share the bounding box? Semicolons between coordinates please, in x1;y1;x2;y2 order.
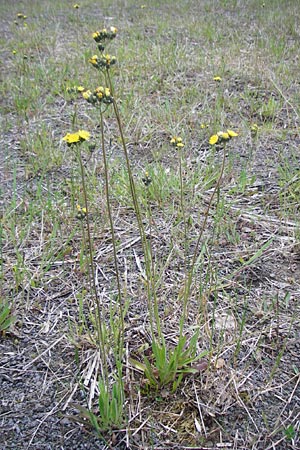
76;204;87;219
66;85;85;95
62;132;81;145
213;76;222;82
227;129;238;137
89;54;98;66
209;134;219;145
250;123;259;135
77;130;90;140
82;87;113;106
110;26;118;35
62;130;90;146
218;131;230;140
170;136;185;148
89;53;116;70
82;89;92;100
142;171;152;187
92;26;117;44
103;53;116;68
73;4;80;9
209;129;238;145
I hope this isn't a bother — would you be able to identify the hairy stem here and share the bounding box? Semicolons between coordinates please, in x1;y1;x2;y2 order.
99;107;125;360
77;147;108;380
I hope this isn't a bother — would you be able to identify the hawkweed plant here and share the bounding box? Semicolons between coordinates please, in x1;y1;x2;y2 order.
84;27;241;392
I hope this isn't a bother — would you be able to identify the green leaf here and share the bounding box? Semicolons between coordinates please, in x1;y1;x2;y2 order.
128;357;147;373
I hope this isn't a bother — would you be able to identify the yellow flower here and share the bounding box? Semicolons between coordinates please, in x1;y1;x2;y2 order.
251;123;259;133
62;133;81;144
82;90;92;99
12;50;17;55
83;87;112;106
76;204;87;218
62;130;90;145
94;86;111;99
89;59;97;66
104;54;111;64
170;136;182;143
76;204;81;211
92;31;100;39
213;76;222;82
227;129;238;137
200;123;209;129
89;55;98;65
170;136;185;147
77;130;90;140
110;26;118;34
104;54;116;67
94;86;103;98
77;86;85;92
218;131;230;140
73;4;80;9
209;129;238;145
142;171;152;186
209;134;219;145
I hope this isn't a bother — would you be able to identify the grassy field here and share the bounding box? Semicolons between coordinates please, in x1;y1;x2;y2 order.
1;0;300;449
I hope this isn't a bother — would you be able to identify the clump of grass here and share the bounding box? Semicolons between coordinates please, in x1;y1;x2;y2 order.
0;298;16;334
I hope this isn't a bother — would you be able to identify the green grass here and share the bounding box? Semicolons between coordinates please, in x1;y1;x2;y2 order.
1;1;300;449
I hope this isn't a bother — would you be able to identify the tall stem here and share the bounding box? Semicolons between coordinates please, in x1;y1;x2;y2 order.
180;145;227;330
179;149;188;275
105;69;160;343
77;147;108;380
145;189;163;340
99;108;124;360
